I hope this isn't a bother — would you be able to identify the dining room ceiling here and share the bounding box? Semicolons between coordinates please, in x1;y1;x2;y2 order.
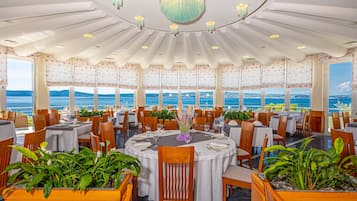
0;0;356;69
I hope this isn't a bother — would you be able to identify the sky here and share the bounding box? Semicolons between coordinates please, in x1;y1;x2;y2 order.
329;62;352;96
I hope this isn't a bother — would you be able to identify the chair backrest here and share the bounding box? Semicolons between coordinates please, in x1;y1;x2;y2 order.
205;111;214;129
101;113;109;122
33;114;47;131
23;129;46;162
121;111;129;130
7;111;16;121
342;111;350;127
331;112;341;129
14;115;28;128
164;120;178;130
91;115;101;136
258;112;268;126
48;112;59;125
240;121;254;154
192;117;206;131
90;132;101;152
194;109;202;118
121;183;133;201
277;116;288;139
0;137;13;195
331;129;355;159
137;106;145;123
36;109;49;125
263;180;283;201
100;122;116;151
258;135;269;172
118;174;133;201
302;111;310;129
143;116;158;132
1;111;8;120
158;146;194;201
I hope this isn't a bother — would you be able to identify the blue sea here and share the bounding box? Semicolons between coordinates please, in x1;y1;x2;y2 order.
5;92;351;117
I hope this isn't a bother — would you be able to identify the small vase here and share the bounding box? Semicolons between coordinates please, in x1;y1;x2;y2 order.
176;132;191;142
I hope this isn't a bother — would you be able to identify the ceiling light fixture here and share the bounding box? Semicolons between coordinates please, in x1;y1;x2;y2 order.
160;0;205;24
236;3;248;19
169;23;179;36
206;21;215;34
55;45;64;49
112;0;123;9
269;34;280;39
296;45;306;50
211;45;219;50
141;45;149;49
83;33;94;39
134;16;144;30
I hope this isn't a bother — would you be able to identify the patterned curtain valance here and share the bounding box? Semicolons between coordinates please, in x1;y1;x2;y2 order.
143;65;161;90
286;57;312;88
0;46;7;87
198;65;216;90
96;62;118;87
261;59;285;88
73;59;96;87
161;66;178;90
220;64;240;91
241;63;261;90
179;66;197;90
46;58;74;86
119;64;138;89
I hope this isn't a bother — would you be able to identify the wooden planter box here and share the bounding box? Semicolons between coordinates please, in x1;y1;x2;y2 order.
3;174;132;201
251;173;357;201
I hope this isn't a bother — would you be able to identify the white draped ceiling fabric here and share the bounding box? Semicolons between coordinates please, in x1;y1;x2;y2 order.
0;46;7;87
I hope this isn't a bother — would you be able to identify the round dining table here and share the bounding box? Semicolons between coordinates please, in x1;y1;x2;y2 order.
125;130;236;201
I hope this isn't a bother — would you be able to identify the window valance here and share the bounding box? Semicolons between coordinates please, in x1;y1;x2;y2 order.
73;59;96;87
0;46;7;87
96;62;118;87
46;58;74;86
287;57;312;88
241;63;261;90
119;64;138;89
179;66;197;90
161;66;178;89
261;59;285;88
220;64;240;91
198;65;216;90
143;65;161;89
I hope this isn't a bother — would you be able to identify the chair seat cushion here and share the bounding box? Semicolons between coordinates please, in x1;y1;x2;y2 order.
223;165;255;183
273;134;284;139
237;148;249;156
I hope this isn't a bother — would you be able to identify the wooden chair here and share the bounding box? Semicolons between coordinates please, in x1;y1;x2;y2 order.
222;135;269;201
0;111;8;120
121;183;133;201
115;111;129;142
14;115;28;128
23;129;46;162
263;179;283;201
137;106;145;124
118;174;134;201
78;115;101;146
273;116;288;146
48;112;59;125
0;137;13;196
257;112;268;127
332;112;341;129
296;112;310;136
237;121;254;169
331;129;355;159
192;117;206;131
205;110;214;129
342;111;350;128
164;119;178;130
90;132;101;152
158;146;194;201
7;111;16;122
36;109;49;125
143;116;158;132
33;114;47;131
100;121;116;151
101;113;109;122
194;109;202;118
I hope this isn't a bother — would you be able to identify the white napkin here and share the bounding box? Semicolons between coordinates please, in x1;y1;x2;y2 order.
228;120;238;126
253;120;263;126
134;142;151;147
209;142;228;149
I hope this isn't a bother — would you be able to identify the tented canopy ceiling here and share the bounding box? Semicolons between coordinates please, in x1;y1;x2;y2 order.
0;0;356;69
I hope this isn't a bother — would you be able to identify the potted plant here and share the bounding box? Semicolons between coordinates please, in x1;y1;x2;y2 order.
223;110;252;124
149;109;176;124
3;142;141;200
251;138;357;201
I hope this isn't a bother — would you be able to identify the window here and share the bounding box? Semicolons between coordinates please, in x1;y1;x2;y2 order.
145;90;159;108
97;87;115;110
224;91;239;110
243;90;261;110
182;91;196;109
6;58;33;116
162;90;178;108
120;89;135;109
74;87;94;110
290;88;311;111
49;86;69;111
199;91;213;109
264;88;285;111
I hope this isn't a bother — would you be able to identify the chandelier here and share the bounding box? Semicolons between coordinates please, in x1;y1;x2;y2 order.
160;0;205;24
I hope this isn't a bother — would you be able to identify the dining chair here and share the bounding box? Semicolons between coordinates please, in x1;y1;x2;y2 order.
194;109;203;118
7;111;16;122
192;117;206;131
121;183;133;201
100;121;116;151
0;137;13;196
33;114;47;131
48;112;59;125
332;112;341;129
158;146;194;201
222;135;268;201
0;111;8;120
263;179;283;201
164;119;178;130
90;132;101;152
101;113;109;122
205;110;214;129
142;116;158;132
36;109;49;125
118;173;134;201
14;115;28;128
296;112;309;136
115;111;129;142
273;116;288;146
23;129;46;162
342;111;350;128
78;115;100;146
237;121;255;169
257;112;268;127
331;129;355;159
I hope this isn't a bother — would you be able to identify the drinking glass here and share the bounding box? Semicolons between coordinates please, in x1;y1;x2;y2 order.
204;123;210;132
184;135;192;144
153;135;160;145
145;126;152;137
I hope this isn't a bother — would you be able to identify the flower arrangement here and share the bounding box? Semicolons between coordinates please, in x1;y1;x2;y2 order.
177;113;192;134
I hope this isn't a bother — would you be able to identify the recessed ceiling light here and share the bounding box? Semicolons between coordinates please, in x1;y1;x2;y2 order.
345;41;357;45
296;45;306;50
4;39;17;44
242;55;251;59
55;45;64;49
141;45;149;49
269;34;280;39
83;33;94;39
211;45;220;50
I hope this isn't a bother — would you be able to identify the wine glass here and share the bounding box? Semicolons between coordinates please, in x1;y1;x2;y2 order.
145;126;152;137
153;135;160;145
204;123;210;132
184;135;192;144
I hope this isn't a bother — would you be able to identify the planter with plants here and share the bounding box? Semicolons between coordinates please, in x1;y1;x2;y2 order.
223;110;252;124
251;138;357;201
77;108;103;122
149;109;176;124
3;142;141;201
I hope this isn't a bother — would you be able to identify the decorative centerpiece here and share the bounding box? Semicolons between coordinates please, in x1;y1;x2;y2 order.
176;114;192;143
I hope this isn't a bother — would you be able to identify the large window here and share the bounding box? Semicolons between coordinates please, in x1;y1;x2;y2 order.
290;88;311;111
49;86;69;111
74;87;94;110
162;90;178;108
243;90;261;110
6;58;33;116
97;87;115;110
200;91;213;109
145;90;159;108
264;88;285;111
224;91;239;110
182;91;196;109
120;89;135;109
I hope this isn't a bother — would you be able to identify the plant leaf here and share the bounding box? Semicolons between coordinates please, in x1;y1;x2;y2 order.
11;145;38;161
79;174;92;191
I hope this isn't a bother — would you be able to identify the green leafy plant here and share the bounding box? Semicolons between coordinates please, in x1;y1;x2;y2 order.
223;110;252;122
264;138;357;190
79;107;104;117
149;109;176;120
4;142;141;198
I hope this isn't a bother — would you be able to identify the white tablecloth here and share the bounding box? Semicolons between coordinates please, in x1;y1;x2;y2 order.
46;123;92;153
125;131;236;201
344;126;357;154
229;126;273;147
269;116;297;134
114;111;138;125
0;120;18;163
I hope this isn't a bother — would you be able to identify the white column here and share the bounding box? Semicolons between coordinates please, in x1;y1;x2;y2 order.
135;66;145;107
159;89;163;109
352;48;357;120
214;67;224;107
261;89;265;110
196;90;200;108
0;87;6;111
69;86;75;113
239;92;244;110
115;88;120;109
34;53;49;110
285;88;290;110
93;87;98;110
